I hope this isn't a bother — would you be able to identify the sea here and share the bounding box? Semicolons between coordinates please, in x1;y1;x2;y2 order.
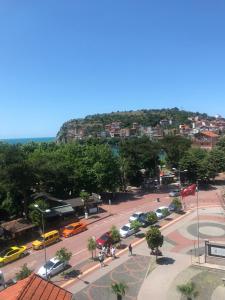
0;137;55;144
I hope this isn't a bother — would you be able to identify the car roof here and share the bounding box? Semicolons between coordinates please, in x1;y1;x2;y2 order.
49;257;60;264
132;212;142;215
66;222;82;227
158;206;168;209
41;230;59;238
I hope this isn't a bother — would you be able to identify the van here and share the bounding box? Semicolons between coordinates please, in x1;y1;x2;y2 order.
32;230;60;250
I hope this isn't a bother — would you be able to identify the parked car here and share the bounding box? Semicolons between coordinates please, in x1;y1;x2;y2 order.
37;257;65;279
0;246;28;266
61;222;87;238
139;212;157;227
96;232;113;249
129;212;144;223
119;223;137;238
169;189;180;197
32;230;60;250
168;202;182;213
155;206;169;219
168;203;176;212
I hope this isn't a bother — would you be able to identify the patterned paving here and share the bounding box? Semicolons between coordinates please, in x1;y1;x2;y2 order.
74;255;151;300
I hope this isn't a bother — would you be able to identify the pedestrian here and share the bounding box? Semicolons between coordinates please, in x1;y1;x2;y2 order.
98;251;105;268
102;246;106;256
111;246;116;259
128;243;132;256
106;245;110;257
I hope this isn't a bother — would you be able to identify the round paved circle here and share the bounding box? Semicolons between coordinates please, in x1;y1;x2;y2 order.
199;226;225;237
187;222;225;239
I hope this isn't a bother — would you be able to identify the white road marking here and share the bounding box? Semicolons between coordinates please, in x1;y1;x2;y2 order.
72;248;87;257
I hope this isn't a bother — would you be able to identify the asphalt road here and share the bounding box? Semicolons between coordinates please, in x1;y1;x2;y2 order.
1;186;222;282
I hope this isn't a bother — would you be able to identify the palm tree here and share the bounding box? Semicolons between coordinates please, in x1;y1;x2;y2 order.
177;281;199;300
111;282;127;300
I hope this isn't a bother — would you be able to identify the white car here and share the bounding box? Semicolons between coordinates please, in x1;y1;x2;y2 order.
129;212;144;223
37;257;65;279
119;223;136;238
155;206;169;219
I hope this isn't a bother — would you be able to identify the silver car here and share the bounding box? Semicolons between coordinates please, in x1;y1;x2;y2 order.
169;189;180;197
37;257;65;279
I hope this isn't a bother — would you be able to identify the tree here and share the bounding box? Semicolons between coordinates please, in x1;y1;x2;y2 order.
161;208;170;218
87;237;97;259
179;148;208;182
146;212;158;225
110;225;121;244
16;264;32;281
55;247;72;271
28;199;49;227
177;281;199;300
171;197;182;212
130;220;141;236
119;137;160;186
146;226;164;261
111;282;128;300
80;190;90;213
160;136;191;168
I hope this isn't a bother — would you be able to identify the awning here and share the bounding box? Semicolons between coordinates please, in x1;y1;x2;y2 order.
46;205;74;218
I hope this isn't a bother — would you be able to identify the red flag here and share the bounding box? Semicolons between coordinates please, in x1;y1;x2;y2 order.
181;184;197;198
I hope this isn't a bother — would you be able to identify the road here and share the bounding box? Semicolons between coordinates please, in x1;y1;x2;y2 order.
1;186;222;281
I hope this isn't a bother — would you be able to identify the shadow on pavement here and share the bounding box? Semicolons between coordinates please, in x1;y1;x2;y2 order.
157;257;175;265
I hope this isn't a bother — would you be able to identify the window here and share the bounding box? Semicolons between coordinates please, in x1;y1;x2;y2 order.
53;261;62;268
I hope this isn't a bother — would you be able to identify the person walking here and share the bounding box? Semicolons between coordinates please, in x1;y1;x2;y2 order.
98;251;105;268
111;246;116;259
106;245;110;257
128;243;133;256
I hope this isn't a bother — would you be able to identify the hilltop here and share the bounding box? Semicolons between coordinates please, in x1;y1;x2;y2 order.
56;107;219;143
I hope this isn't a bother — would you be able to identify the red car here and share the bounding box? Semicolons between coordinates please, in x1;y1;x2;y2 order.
96;232;113;249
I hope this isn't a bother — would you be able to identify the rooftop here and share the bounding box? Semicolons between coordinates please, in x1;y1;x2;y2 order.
0;273;72;300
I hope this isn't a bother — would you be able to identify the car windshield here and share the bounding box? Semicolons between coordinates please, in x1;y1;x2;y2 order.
156;209;161;213
121;226;129;231
132;213;139;218
65;225;74;230
37;236;45;242
100;234;109;241
0;248;11;257
44;261;54;269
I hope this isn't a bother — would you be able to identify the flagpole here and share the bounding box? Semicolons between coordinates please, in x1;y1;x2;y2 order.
196;180;200;263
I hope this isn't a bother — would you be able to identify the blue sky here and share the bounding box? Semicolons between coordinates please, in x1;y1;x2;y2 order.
0;0;225;138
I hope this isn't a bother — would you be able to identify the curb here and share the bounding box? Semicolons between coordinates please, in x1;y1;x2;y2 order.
60;210;192;289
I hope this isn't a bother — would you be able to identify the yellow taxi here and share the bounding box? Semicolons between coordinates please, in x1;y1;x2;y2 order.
32;230;60;250
0;246;27;266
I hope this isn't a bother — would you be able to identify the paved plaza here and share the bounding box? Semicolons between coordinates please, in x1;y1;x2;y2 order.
75;255;152;300
70;204;225;300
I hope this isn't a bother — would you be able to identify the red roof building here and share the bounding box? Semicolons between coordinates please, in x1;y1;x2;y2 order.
0;274;72;300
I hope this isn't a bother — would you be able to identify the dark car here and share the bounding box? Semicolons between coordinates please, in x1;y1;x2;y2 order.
168;202;182;213
139;212;158;227
138;213;150;227
96;232;113;249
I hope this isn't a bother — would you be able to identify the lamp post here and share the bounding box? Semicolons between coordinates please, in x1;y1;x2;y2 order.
34;204;51;279
196;180;200;263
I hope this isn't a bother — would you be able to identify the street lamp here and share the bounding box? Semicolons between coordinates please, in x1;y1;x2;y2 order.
34;204;51;279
